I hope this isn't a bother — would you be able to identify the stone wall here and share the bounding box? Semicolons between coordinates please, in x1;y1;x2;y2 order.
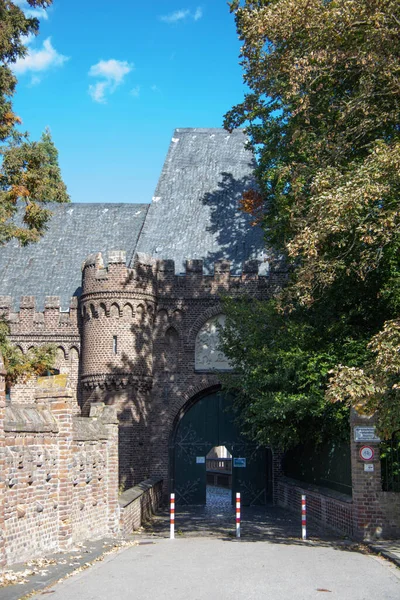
0;366;119;567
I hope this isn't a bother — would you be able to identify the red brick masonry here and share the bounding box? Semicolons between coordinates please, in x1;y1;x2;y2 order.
0;365;163;567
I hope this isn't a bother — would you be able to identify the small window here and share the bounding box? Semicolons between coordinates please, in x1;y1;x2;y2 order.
113;335;118;354
44;368;60;376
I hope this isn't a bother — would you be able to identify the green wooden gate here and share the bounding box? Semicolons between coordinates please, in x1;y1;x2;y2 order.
172;391;271;506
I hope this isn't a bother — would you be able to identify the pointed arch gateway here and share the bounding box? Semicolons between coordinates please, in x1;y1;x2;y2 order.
171;389;272;506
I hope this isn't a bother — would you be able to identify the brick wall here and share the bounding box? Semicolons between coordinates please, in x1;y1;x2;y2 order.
274;412;400;540
276;477;354;537
0;368;120;567
350;410;400;540
119;477;163;536
0;355;6;568
79;250;284;491
0;295;81;406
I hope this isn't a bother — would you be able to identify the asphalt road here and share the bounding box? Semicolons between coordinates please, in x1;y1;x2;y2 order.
29;536;400;600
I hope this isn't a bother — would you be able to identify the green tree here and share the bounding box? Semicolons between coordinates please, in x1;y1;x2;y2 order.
222;0;400;443
0;318;56;389
0;2;65;384
0;1;69;246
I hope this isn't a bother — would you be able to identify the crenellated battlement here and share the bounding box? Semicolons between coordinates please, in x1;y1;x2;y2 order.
81;250;287;300
0;295;79;334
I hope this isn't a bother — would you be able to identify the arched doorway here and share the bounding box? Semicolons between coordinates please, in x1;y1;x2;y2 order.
171;390;272;506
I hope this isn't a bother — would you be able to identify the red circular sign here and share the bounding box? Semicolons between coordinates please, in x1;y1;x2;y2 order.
360;446;374;461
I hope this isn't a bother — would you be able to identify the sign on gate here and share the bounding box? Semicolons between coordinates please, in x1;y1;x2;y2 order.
233;458;247;468
354;427;380;442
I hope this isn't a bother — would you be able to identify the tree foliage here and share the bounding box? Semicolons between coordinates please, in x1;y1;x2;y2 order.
0;318;56;387
0;1;69;245
0;2;62;384
222;0;400;443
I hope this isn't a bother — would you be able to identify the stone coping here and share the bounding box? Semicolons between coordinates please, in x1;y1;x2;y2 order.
119;477;163;509
5;404;58;433
279;476;353;504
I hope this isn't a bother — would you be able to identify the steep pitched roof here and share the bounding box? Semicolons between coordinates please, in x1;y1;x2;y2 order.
0;203;148;310
135;128;266;273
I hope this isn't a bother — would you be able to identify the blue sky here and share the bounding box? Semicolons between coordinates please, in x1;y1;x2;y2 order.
12;1;246;204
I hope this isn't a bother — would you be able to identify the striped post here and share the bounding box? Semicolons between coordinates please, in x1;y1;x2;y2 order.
236;492;241;538
170;493;175;539
301;494;306;540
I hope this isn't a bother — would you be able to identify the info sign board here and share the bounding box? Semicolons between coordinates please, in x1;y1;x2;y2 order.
233;458;246;468
354;426;380;443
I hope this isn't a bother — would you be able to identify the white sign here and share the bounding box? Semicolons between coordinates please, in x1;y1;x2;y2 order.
364;463;374;472
360;446;374;461
354;426;380;442
196;456;205;464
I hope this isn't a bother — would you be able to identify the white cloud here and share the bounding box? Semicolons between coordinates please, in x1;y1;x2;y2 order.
14;1;48;20
88;59;133;104
30;75;41;86
160;7;203;24
89;81;108;104
20;32;35;47
13;37;69;75
194;7;203;21
89;59;132;84
130;85;140;98
160;9;190;24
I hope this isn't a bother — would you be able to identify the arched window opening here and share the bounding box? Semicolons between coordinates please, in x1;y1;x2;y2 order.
195;314;232;372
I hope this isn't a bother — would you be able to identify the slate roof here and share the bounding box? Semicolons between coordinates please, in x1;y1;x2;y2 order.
135;128;267;273
0;128;268;310
0;203;148;310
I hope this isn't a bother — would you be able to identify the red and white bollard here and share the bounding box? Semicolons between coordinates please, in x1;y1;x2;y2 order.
170;493;175;539
301;494;307;540
236;492;241;538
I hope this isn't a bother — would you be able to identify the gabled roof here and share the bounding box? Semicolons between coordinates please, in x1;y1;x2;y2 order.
0;203;148;310
0;128;268;310
135;128;266;273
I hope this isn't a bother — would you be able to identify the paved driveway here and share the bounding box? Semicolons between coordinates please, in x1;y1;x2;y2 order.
29;536;400;600
24;488;400;600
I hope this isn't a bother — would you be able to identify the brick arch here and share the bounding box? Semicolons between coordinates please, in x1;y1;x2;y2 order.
123;303;134;319
136;303;145;322
56;346;67;360
168;377;221;445
98;303;107;318
69;346;80;360
155;307;186;338
110;303;120;318
156;308;169;322
186;304;224;346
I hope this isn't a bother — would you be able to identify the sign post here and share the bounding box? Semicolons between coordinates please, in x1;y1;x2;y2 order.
302;495;307;540
170;493;175;539
236;492;241;538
